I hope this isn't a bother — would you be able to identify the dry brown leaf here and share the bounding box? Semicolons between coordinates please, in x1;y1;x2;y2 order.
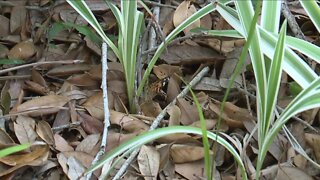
67;156;86;180
305;133;320;162
157;144;175;179
177;98;199;125
167;77;181;102
173;1;200;35
0;15;10;36
57;151;100;177
0;129;14;145
0;145;49;176
193;77;222;91
0;44;9;58
54;134;74;152
137;145;160;180
67;73;99;88
83;91;104;120
175;160;205;179
24;80;49;95
200;14;212;30
75;134;100;155
36;121;54;145
140;101;162;118
110;110;148;133
276;165;313;180
14;115;37;144
156;133;201;145
10;6;27;33
15;94;69;116
189;119;217;130
47;64;92;77
170;144;210;163
53;109;71;129
78;111;103;134
7;39;36;60
173;1;190;28
168;105;181;126
160;44;225;65
184;4;200;34
0;145;49;166
107;131;137;152
31;69;47;87
153;64;181;79
209;101;245;128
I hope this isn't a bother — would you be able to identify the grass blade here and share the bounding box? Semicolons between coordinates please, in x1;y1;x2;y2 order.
0;143;30;158
85;126;247;180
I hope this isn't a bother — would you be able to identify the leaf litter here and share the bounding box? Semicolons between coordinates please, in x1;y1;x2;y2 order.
0;0;319;179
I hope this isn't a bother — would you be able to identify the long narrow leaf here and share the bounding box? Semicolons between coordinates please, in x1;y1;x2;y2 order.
257;20;287;177
66;0;120;59
217;4;317;88
137;3;216;97
264;21;287;140
0;143;30;158
300;1;320;33
234;1;267;142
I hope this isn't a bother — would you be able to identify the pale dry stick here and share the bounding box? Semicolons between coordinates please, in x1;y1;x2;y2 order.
86;43;110;180
0;60;84;75
281;1;306;40
112;66;210;180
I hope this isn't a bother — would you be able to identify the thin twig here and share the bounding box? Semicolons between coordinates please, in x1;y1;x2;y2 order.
112;66;210;179
0;60;84;75
86;43;110;180
281;1;306;40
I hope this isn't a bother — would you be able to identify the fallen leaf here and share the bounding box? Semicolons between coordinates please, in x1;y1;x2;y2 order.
75;134;100;155
14;115;37;144
305;133;320;162
0;129;14;145
110;110;148;133
54;134;74;152
160;44;225;65
10;6;27;33
168;105;181;126
67;156;86;180
175;160;205;179
140;101;162;118
0;15;10;36
137;145;160;180
36;121;54;145
15;94;69;116
170;144;210;163
177;98;199;125
78;111;103;134
276;165;313;180
83;91;104;120
7;39;36;60
0;145;49;166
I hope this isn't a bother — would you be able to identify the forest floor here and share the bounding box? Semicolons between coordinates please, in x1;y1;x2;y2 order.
0;0;319;179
